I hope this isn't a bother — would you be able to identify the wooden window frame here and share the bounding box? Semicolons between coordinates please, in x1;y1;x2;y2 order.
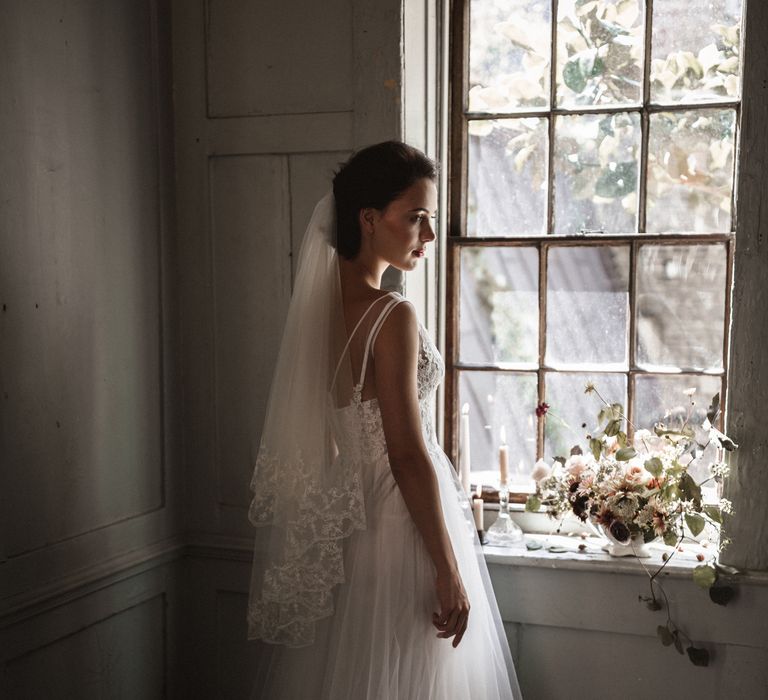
445;0;739;502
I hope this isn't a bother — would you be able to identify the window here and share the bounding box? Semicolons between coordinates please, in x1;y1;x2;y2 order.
447;0;742;496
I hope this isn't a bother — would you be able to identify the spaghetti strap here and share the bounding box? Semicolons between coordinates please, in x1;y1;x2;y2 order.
329;292;399;393
357;294;408;388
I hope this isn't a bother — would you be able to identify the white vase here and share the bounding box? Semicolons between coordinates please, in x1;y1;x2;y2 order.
590;520;652;558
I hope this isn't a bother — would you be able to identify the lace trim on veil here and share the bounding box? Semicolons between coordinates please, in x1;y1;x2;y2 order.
247;442;366;647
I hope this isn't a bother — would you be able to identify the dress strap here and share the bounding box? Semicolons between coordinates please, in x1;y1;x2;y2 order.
329;292;398;393
357;294;408;388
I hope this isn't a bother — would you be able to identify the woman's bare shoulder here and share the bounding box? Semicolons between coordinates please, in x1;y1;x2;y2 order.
374;297;418;349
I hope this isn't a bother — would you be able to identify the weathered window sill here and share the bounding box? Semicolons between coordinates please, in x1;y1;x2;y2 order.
482;504;768;583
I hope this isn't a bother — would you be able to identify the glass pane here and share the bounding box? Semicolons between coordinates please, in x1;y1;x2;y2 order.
553;112;640;234
468;118;549;237
459;371;538;488
460;247;539;364
556;0;645;108
646;109;736;233
546;246;629;369
543;372;627;460
634;374;721;432
469;0;551;112
636;244;727;371
651;0;742;104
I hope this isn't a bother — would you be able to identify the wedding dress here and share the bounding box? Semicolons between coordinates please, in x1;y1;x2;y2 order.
250;291;522;700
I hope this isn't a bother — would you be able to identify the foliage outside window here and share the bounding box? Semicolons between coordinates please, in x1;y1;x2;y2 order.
449;0;742;497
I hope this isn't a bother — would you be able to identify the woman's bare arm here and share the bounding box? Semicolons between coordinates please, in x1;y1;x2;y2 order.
373;301;470;646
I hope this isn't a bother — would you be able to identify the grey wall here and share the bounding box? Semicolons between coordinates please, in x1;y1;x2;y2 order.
0;0;179;697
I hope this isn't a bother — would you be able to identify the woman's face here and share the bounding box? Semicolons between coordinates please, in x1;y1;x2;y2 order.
364;177;438;271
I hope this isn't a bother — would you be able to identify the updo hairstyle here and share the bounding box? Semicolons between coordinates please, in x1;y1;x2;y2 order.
332;140;438;260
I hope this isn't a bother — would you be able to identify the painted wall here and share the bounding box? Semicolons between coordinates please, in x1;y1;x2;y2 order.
0;0;179;696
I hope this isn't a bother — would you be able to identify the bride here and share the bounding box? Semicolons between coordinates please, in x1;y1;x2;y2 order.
248;141;522;699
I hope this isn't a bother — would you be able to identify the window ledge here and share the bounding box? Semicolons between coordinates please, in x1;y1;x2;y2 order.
482;532;768;584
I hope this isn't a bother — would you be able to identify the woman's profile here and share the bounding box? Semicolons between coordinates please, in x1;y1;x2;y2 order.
247;141;522;699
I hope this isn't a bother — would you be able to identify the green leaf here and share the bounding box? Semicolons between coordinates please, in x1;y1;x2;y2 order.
615;447;637;461
672;630;684;655
644;457;663;477
706;393;720;424
709;585;736;606
525;495;541;512
685;513;706;537
590;438;603;461
678;472;702;504
657;625;674;646
693;564;717;589
617;431;628;448
663;530;678;547
563;56;587;93
686;646;710;667
605;419;621;437
595;161;638;199
703;504;722;524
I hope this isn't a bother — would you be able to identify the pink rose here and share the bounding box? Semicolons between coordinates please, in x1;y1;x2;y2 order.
624;464;651;486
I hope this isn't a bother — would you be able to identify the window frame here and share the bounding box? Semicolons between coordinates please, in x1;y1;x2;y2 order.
445;0;740;501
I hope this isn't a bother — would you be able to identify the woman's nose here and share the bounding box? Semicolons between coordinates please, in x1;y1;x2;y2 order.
421;219;436;242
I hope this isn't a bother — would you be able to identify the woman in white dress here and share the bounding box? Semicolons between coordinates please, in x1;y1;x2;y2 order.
248;141;522;699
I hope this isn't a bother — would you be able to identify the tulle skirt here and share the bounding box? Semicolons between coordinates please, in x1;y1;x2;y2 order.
250;441;522;700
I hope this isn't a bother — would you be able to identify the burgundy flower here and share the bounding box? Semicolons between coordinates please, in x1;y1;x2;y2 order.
609;520;631;544
535;402;550;417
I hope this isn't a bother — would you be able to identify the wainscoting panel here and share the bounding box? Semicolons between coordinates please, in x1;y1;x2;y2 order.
1;560;175;700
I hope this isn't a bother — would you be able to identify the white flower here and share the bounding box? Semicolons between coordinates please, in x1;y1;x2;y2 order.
565;453;591;477
719;498;733;515
531;459;551;483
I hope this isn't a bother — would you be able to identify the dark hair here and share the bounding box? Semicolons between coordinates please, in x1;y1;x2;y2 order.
332;140;438;260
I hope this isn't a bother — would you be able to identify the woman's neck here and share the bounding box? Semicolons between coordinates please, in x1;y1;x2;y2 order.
338;255;388;300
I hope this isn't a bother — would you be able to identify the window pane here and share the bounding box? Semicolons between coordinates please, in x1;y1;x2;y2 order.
469;0;551;112
636;244;726;371
460;247;539;364
634;374;721;432
544;372;627;460
650;0;742;104
459;371;538;487
553;112;640;234
546;246;629;369
646;109;736;233
556;0;644;108
468;118;549;237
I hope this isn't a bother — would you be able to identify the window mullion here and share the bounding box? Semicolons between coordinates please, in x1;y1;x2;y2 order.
537;241;548;460
627;240;638;436
546;0;558;237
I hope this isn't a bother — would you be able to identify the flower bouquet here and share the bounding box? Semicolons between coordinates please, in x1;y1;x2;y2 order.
525;384;739;665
